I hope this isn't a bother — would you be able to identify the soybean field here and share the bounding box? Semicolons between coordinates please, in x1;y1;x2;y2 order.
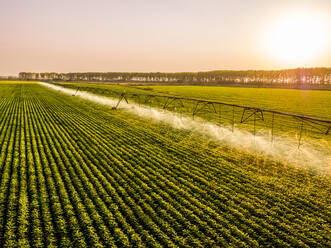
0;82;330;247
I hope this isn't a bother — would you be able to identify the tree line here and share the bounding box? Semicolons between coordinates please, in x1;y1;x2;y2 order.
18;67;331;86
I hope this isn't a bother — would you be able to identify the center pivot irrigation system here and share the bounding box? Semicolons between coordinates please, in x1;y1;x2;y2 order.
66;84;330;148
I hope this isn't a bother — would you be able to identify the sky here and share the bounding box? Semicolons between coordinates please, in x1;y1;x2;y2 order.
0;0;330;75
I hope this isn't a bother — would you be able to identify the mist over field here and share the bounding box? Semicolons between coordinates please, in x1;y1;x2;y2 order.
42;82;331;173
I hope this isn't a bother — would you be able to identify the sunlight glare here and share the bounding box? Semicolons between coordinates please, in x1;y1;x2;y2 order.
267;12;327;65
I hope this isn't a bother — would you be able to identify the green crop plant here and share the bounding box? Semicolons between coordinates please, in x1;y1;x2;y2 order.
0;83;329;247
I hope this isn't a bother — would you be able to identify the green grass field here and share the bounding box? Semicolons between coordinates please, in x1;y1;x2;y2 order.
60;83;331;119
0;81;37;84
0;82;330;247
57;82;331;148
138;85;331;120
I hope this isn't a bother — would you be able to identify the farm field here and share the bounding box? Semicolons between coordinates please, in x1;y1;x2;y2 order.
0;81;36;84
137;85;331;120
0;82;330;247
59;82;331;120
56;82;331;151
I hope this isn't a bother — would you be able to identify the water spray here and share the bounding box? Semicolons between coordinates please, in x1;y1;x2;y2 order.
41;82;331;173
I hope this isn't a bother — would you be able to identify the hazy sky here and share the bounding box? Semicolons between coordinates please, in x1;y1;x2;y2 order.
1;0;330;75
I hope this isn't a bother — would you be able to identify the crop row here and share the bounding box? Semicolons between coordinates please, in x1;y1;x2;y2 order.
0;84;329;247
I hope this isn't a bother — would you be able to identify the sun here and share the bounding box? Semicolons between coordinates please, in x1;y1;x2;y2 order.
267;12;326;65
